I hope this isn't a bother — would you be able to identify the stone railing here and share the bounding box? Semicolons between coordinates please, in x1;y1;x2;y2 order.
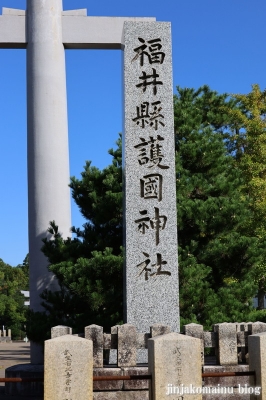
51;323;170;368
51;321;266;367
45;323;266;399
183;321;266;365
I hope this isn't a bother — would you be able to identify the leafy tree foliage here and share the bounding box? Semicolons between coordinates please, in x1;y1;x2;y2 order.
174;86;260;326
227;84;266;309
31;141;124;337
0;258;28;338
29;85;264;339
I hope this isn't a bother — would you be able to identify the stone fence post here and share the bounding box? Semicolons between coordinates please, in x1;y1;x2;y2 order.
118;324;137;367
85;324;103;368
184;323;204;365
248;322;266;335
249;332;266;400
214;323;238;365
44;335;93;400
51;325;72;338
148;332;202;399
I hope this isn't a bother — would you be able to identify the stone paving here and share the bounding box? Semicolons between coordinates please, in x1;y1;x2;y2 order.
0;341;42;399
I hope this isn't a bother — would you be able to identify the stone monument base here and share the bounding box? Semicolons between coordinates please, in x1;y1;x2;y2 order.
5;364;44;397
0;337;11;343
5;364;149;399
203;364;250;400
5;363;253;399
94;391;149;399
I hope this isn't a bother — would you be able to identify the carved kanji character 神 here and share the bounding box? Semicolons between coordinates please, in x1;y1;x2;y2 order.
134;210;150;234
135;207;167;245
150;207;167;245
132;37;165;66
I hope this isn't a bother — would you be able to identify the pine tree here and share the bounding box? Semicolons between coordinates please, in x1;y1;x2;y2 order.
39;138;124;333
227;84;266;309
174;86;259;327
33;86;261;338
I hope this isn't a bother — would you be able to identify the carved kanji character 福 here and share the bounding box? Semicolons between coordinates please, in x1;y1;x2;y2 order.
132;37;165;66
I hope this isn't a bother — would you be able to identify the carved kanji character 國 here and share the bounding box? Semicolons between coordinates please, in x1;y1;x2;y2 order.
140;174;162;201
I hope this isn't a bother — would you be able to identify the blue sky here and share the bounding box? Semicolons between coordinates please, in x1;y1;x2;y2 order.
1;0;266;266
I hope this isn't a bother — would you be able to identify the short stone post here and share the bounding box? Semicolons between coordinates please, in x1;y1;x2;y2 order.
8;329;11;338
117;324;137;367
85;324;103;368
215;323;238;365
184;323;204;365
106;325;119;364
150;324;171;338
51;325;72;338
248;321;266;335
248;332;266;400
3;330;6;337
238;322;250;363
148;332;202;399
44;335;93;400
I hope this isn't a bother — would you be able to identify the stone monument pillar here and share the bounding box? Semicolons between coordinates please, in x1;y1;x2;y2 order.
148;333;202;400
249;332;266;400
123;22;179;334
27;0;71;363
44;335;93;400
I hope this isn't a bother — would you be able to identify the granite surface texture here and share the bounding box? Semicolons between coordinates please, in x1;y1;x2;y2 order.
44;334;93;400
248;332;266;400
93;391;149;400
215;323;238;365
85;324;104;368
148;332;202;399
51;325;72;339
123;21;179;336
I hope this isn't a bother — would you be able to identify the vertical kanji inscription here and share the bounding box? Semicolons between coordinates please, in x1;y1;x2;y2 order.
123;21;179;335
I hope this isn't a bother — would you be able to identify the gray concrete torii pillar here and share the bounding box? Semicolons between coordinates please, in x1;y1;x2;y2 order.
0;1;155;363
